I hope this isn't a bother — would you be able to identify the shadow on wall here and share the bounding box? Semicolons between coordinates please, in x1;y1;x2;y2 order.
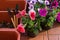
0;0;26;22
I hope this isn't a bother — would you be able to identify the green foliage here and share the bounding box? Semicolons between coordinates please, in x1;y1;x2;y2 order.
45;17;55;27
34;2;40;11
45;9;57;28
36;18;42;31
26;27;39;37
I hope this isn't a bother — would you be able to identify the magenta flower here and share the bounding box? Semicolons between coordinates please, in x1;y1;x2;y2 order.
56;12;60;22
51;0;58;8
29;9;36;20
17;23;25;33
38;8;48;17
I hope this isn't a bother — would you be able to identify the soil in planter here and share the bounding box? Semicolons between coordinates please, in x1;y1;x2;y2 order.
0;21;14;28
25;27;39;37
42;26;51;30
0;31;17;40
41;22;51;30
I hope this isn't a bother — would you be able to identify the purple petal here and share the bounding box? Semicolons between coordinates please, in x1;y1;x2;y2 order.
38;8;48;17
56;12;60;22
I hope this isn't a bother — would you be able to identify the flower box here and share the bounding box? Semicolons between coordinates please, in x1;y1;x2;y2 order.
0;0;26;22
0;0;26;40
0;28;20;40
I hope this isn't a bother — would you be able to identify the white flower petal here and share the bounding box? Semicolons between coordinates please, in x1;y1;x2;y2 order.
38;8;40;12
38;0;44;4
28;5;34;10
45;0;50;5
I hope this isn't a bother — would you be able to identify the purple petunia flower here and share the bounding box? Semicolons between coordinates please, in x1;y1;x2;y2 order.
56;12;60;22
38;8;48;17
51;0;58;8
27;0;37;10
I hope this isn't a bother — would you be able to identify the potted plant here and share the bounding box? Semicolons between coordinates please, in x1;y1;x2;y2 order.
0;3;26;40
22;0;59;37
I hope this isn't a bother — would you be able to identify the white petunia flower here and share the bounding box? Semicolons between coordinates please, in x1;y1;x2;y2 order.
38;0;44;4
29;0;37;5
28;5;34;10
45;0;50;5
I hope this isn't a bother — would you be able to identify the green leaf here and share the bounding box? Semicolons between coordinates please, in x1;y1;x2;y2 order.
45;16;55;27
37;18;42;31
40;17;46;22
33;28;39;36
34;2;40;11
22;17;27;24
49;17;55;22
29;20;34;27
40;4;45;8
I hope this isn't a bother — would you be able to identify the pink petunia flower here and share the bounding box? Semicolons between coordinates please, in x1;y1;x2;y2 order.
56;12;60;22
17;23;25;33
38;8;48;17
16;10;26;18
16;12;21;18
20;10;26;16
29;9;36;20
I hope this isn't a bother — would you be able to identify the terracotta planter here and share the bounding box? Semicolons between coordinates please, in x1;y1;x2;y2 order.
0;0;26;22
0;28;20;40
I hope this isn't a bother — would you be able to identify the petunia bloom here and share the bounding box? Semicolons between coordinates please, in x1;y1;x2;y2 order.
51;0;58;8
26;0;31;2
38;8;48;17
17;23;25;33
29;9;36;20
20;10;26;16
29;0;37;5
16;10;26;18
16;12;21;18
56;12;60;22
38;0;44;4
28;4;34;10
45;0;50;5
